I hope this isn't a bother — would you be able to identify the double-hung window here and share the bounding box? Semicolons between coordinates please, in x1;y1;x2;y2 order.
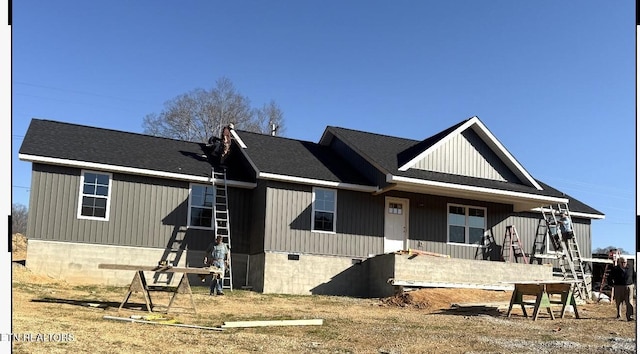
78;171;112;220
312;187;336;232
447;204;486;245
188;184;214;229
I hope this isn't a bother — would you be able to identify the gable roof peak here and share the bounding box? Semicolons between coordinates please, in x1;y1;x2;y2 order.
397;116;543;190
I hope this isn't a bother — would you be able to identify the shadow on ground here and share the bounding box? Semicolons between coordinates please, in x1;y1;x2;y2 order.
432;305;506;317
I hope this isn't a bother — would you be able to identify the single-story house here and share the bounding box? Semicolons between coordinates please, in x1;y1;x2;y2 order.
18;116;604;297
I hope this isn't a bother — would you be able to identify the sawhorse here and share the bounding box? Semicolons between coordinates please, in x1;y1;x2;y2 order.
506;281;580;321
98;264;216;314
118;270;197;313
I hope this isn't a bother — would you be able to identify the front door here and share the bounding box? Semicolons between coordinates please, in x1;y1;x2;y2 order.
384;197;409;253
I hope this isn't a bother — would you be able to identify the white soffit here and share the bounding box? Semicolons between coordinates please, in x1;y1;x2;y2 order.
398;117;543;191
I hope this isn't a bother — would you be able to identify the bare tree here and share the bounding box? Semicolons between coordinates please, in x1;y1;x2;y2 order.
593;246;629;255
252;100;286;136
143;77;285;142
12;203;28;235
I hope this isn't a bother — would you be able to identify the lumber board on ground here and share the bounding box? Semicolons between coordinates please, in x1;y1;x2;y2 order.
451;302;511;308
103;315;224;331
390;279;514;291
221;319;323;328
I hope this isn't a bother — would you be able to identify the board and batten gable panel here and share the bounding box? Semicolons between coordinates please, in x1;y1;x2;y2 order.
264;181;384;258
412;129;521;183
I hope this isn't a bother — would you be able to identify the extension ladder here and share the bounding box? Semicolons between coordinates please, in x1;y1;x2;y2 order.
502;225;529;263
213;167;233;291
542;203;590;300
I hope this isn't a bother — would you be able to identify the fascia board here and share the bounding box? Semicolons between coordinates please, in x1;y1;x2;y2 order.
398;118;475;171
388;174;567;204
259;172;380;193
19;154;257;189
230;129;247;148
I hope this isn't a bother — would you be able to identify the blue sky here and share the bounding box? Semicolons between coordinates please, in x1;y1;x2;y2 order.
11;1;636;253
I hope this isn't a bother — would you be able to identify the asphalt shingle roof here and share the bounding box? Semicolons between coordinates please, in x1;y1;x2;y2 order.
19;118;603;216
319;124;603;216
236;130;374;186
19;119;252;182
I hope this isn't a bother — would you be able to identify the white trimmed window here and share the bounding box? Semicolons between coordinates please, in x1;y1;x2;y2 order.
77;171;112;221
447;204;486;245
312;187;336;232
188;184;215;229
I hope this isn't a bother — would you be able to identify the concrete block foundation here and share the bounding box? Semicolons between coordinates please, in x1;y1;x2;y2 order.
25;241;554;298
27;240;219;287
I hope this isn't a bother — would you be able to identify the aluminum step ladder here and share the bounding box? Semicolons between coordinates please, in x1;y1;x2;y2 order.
213;167;233;291
502;225;529;264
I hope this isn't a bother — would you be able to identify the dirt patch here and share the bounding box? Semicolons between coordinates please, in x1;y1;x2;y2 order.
381;288;512;310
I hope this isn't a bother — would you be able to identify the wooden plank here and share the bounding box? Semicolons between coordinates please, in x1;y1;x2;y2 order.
390;280;514;291
98;263;213;275
103;316;224;331
404;249;450;258
451;301;510;308
516;284;543;295
221;319;324;328
545;283;572;294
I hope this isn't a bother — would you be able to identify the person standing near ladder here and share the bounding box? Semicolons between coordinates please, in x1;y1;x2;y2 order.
205;235;230;296
608;257;635;321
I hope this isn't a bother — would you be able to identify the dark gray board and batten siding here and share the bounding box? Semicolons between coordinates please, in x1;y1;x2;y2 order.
261;181;591;261
413;129;522;183
26;163;253;253
263;180;383;258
